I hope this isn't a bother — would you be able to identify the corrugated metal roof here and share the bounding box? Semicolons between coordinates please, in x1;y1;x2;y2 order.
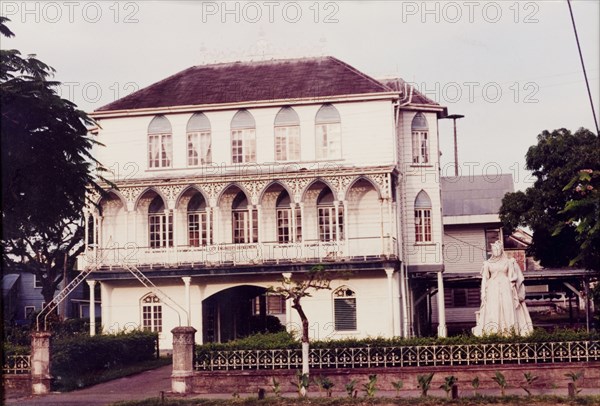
441;174;514;216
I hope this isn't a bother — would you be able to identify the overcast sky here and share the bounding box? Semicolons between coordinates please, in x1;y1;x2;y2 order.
2;0;598;190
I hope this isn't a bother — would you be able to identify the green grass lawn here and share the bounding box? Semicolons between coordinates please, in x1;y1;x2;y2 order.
113;395;600;406
54;356;172;392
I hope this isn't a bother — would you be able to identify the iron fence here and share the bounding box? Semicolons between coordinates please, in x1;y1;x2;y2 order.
195;340;600;371
3;355;31;375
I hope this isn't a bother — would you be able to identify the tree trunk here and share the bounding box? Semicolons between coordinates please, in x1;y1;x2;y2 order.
292;298;310;392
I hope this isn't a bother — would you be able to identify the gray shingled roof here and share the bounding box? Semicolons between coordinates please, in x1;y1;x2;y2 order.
441;174;514;217
96;56;392;112
379;78;440;106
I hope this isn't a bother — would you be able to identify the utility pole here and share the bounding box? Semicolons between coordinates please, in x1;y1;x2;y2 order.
443;114;465;176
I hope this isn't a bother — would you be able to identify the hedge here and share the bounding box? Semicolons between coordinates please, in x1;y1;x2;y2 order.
196;328;599;352
51;330;158;382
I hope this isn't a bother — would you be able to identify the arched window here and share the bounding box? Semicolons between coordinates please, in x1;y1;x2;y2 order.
315;104;341;160
232;192;257;244
411;113;429;164
317;187;343;242
231;110;256;164
414;190;432;242
148;195;172;248
141;293;162;333
187;113;212;166
274;107;300;161
276;191;301;243
148;116;173;168
333;286;356;331
188;192;210;246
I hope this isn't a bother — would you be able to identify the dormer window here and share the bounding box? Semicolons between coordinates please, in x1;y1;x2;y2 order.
148;116;172;169
315;104;341;160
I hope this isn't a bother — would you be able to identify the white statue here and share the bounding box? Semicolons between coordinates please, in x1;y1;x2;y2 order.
472;241;533;336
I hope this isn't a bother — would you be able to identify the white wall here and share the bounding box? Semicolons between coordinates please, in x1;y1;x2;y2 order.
93;100;395;182
443;225;488;274
398;110;444;267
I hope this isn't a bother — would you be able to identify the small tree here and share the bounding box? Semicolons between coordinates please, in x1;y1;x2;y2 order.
492;371;508;396
270;265;335;395
417;373;434;397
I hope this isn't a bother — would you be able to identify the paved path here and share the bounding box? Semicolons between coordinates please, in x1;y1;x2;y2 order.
5;365;172;406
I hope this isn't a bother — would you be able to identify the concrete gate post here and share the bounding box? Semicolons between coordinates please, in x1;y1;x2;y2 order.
31;331;52;395
171;326;197;394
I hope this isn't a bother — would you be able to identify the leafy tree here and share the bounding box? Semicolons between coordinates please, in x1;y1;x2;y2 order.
1;17;107;307
500;128;599;271
270;265;336;393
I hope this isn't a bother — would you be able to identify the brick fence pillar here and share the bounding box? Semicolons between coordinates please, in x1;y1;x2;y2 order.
31;331;52;395
171;326;196;394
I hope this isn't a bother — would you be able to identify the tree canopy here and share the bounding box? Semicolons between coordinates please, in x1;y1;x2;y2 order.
499;128;599;271
1;17;107;305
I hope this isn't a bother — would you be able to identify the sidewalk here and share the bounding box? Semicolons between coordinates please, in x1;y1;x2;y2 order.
5;365;171;406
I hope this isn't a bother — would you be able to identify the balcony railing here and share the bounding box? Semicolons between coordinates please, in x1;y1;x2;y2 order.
80;236;398;270
195;340;600;371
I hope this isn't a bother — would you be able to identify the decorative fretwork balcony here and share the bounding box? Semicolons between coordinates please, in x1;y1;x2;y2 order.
79;236;398;270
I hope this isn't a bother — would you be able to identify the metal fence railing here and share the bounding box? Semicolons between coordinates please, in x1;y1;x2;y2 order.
195;340;600;371
3;355;31;375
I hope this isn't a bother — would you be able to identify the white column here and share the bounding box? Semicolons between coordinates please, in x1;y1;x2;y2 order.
379;198;385;255
385;268;395;337
386;198;393;255
182;277;191;326
84;211;89;251
212;207;220;244
248;205;254;243
206;207;212;245
290;203;296;243
333;201;340;258
256;204;262;243
400;265;409;338
342;200;348;257
436;270;447;338
87;280;97;336
299;203;305;257
197;285;204;344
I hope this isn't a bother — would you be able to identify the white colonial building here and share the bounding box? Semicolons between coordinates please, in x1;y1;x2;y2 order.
83;57;449;349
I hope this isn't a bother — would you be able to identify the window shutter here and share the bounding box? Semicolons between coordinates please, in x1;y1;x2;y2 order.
334;298;356;331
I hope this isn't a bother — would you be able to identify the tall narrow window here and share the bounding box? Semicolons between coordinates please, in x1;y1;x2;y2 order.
315;104;341;160
148;196;173;248
231;110;256;164
275;191;301;243
148;116;173;168
333;286;357;331
414;190;432;242
274;107;300;161
188;193;210;246
232;192;257;244
317;187;343;242
141;294;162;333
411;113;429;164
187;113;212;166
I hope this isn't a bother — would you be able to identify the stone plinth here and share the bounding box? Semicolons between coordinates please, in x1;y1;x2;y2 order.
171;326;196;394
31;331;52;395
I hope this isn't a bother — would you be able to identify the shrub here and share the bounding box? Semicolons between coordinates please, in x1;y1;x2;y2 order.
440;375;458;398
363;374;378;398
51;330;157;390
492;371;508;396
